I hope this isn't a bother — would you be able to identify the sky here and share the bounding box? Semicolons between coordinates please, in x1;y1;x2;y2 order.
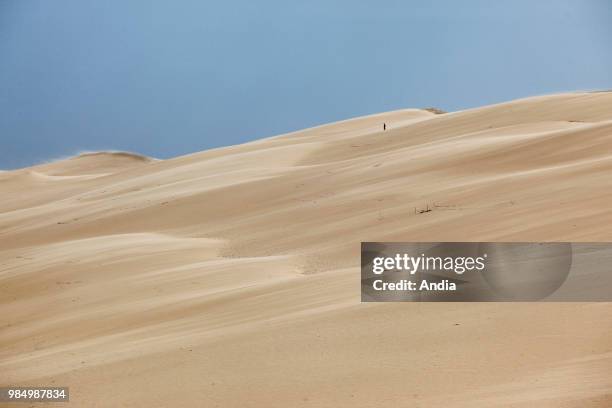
1;0;611;169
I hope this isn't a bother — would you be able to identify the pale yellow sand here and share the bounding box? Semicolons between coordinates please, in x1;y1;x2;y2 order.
1;92;612;407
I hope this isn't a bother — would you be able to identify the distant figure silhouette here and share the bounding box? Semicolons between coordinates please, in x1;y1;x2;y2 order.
383;123;386;131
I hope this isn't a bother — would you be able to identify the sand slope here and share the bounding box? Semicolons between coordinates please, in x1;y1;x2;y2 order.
1;92;612;407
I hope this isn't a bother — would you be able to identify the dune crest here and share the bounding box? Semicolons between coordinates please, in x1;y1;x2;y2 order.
74;151;152;161
27;151;155;177
1;92;612;407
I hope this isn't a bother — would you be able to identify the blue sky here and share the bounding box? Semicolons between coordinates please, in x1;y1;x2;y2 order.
1;0;611;169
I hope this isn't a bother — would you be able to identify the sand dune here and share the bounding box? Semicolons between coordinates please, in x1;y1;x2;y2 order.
1;92;612;407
